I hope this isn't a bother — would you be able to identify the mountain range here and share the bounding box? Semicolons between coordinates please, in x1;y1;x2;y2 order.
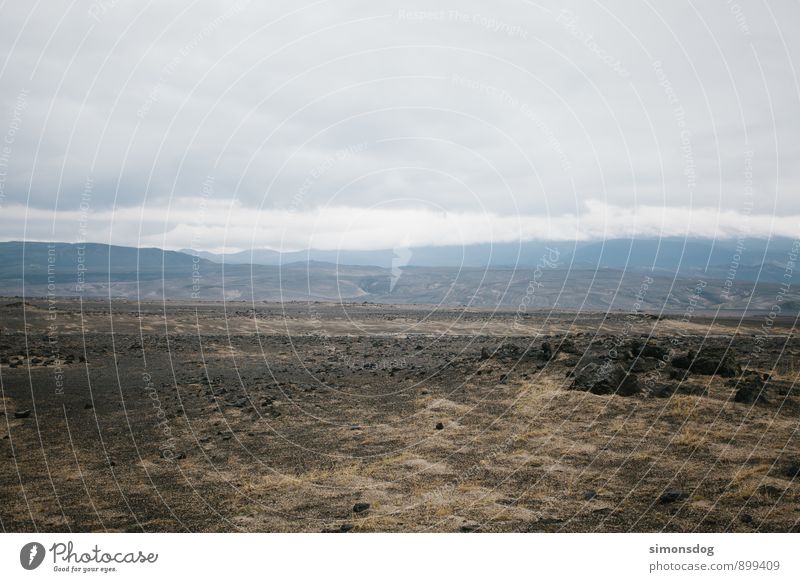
1;239;796;312
182;237;796;283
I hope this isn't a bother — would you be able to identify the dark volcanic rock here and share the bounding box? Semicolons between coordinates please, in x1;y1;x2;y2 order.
672;353;696;370
757;484;783;499
673;349;740;377
480;343;521;360
652;383;708;398
669;368;691;381
784;464;800;479
435;422;444;430
630;339;669;360
559;338;578;354
322;523;354;533
14;409;31;419
571;362;639;396
353;502;370;513
733;372;770;405
631;358;659;373
678;384;708;397
658;490;688;504
495;343;521;359
563;358;579;369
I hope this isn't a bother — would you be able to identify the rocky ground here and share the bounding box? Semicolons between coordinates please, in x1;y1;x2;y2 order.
1;298;799;532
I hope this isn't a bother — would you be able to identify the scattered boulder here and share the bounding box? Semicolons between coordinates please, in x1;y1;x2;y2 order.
784;464;800;480
733;372;770;405
559;338;578;354
353;502;370;513
669;368;691;381
658;489;688;504
630;358;659;373
571;362;639;396
672;349;740;377
757;484;783;499
679;384;709;398
322;523;354;533
563;358;579;369
652;383;707;398
630;339;669;360
435;422;444;430
672;352;696;370
14;409;31;419
480;343;521;360
496;343;521;359
642;343;668;360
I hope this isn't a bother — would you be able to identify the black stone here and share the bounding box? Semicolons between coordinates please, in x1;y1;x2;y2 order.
658;490;688;504
734;372;770;405
322;523;354;533
570;362;639;396
785;464;800;479
673;349;740;377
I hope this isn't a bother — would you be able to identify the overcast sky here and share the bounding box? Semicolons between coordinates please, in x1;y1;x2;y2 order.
1;0;798;251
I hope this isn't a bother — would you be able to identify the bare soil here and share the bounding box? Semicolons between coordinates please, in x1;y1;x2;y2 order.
1;299;798;532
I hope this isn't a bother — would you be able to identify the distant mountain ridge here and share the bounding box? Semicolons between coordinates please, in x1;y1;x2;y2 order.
182;237;796;282
1;240;797;312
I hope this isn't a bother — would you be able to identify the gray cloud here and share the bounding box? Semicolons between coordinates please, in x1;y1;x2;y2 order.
1;0;798;250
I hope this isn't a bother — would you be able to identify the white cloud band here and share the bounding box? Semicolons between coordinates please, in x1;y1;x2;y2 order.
2;200;797;253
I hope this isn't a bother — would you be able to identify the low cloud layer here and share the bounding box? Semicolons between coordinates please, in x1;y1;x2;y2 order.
2;200;797;253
